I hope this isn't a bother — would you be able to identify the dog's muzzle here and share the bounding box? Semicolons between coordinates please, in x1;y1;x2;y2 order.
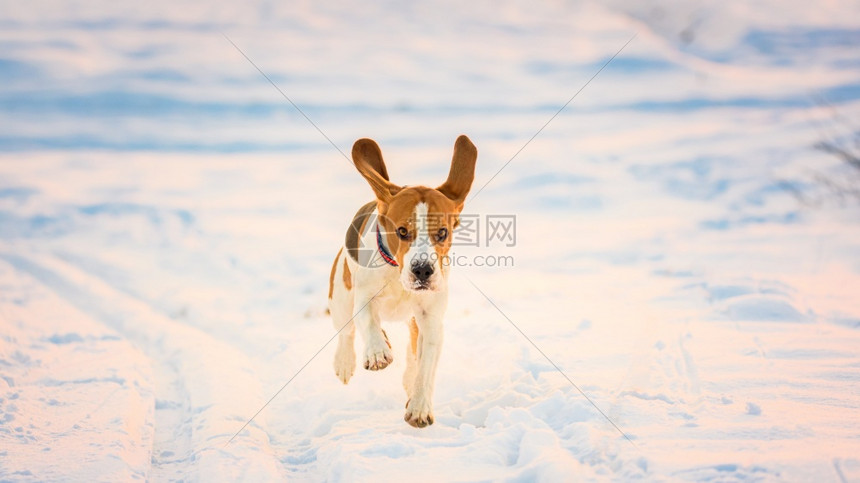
410;261;434;290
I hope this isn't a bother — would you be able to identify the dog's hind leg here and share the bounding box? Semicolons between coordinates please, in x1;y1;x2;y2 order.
333;320;356;384
330;250;357;384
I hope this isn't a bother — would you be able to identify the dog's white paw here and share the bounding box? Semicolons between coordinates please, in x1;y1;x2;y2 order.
363;330;393;371
404;397;434;428
333;352;356;384
333;333;357;384
363;344;393;371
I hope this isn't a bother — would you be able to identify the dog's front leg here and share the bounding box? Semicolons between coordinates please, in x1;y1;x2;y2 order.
353;293;393;371
404;308;445;428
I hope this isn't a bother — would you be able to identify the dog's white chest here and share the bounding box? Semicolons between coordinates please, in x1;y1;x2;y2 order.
373;283;418;322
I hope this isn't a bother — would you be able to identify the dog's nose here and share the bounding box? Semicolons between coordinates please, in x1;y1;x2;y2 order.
411;261;434;282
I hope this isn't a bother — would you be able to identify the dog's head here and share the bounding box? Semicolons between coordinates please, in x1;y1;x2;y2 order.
352;135;477;292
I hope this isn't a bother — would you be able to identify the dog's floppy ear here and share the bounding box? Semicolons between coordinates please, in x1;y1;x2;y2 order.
352;138;400;204
437;135;477;210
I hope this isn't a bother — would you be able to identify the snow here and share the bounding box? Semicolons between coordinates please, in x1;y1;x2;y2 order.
2;0;860;480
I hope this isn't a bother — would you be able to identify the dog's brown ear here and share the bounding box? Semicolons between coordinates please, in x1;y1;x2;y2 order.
437;135;477;210
352;138;400;204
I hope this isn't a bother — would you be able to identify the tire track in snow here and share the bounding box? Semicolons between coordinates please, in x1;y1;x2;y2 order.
0;259;154;480
0;252;287;481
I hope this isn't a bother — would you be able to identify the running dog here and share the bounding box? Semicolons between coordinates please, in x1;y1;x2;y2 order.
328;135;477;428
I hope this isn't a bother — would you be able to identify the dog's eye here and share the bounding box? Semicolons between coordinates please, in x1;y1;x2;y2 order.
436;227;448;242
397;227;410;239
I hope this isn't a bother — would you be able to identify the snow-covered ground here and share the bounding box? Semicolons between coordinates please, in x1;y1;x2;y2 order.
2;0;860;480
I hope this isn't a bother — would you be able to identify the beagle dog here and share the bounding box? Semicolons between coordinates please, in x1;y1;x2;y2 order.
328;135;477;428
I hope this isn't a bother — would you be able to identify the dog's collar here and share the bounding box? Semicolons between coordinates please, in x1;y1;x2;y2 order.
376;224;399;267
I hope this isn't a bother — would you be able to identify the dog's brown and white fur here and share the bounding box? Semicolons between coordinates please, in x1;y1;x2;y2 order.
328;135;477;428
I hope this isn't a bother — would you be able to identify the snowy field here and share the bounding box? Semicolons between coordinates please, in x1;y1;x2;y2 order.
2;0;860;481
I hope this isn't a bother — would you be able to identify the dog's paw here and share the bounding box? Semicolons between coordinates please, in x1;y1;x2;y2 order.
404;397;434;428
333;354;356;384
363;330;393;371
363;344;393;371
